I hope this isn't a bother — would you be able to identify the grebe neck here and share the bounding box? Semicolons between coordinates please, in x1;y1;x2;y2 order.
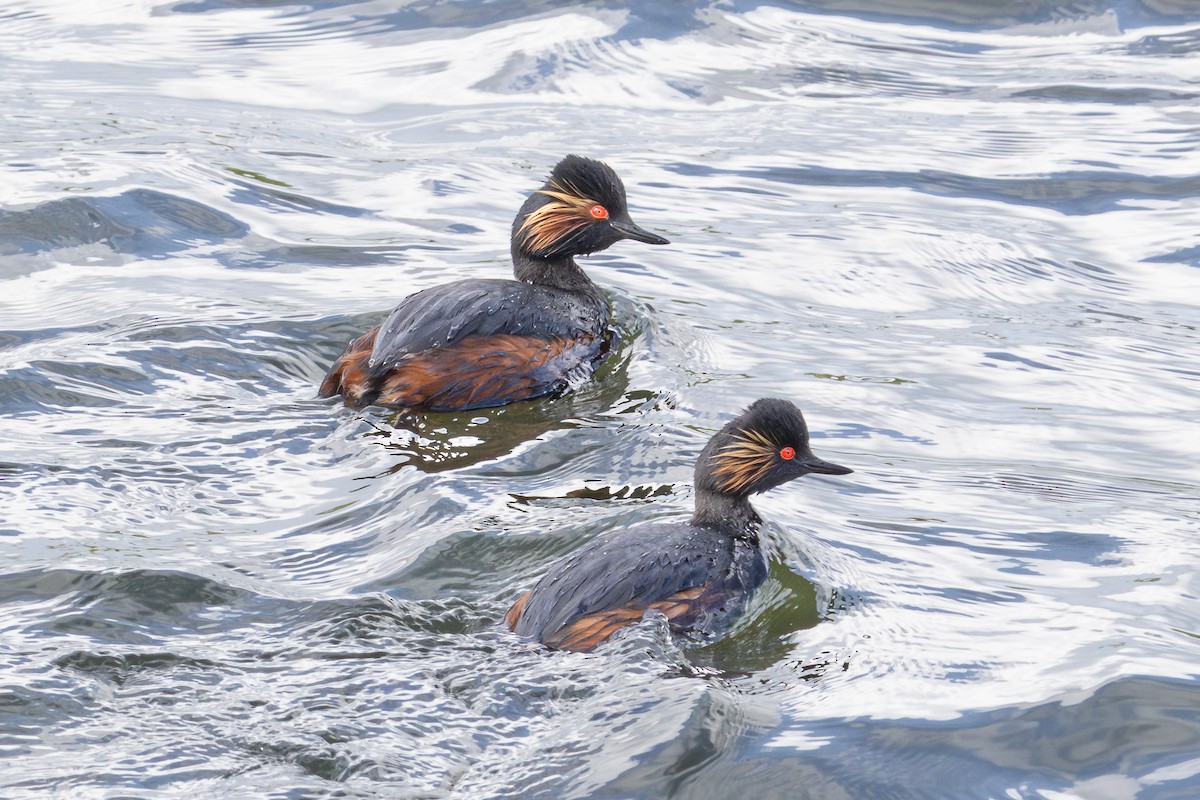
511;249;601;294
690;489;762;538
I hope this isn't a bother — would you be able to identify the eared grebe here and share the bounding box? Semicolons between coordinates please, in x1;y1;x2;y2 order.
320;155;668;410
506;398;852;652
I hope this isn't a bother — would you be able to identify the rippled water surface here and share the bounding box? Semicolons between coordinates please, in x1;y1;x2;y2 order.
3;1;1200;797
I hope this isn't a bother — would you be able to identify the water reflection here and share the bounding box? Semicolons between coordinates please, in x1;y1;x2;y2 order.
690;561;825;676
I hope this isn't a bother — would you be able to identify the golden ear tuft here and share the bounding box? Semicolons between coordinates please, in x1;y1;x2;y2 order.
518;178;600;254
710;428;776;493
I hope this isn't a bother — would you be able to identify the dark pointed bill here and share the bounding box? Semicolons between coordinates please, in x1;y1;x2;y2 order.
611;218;670;245
799;453;853;476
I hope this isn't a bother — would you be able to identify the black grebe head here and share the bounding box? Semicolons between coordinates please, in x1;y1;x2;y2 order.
696;398;852;498
513;154;669;261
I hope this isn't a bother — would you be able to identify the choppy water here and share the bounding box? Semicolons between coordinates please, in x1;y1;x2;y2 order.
3;1;1200;797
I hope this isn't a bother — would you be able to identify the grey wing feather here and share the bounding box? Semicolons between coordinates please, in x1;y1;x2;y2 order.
513;523;731;642
367;279;604;375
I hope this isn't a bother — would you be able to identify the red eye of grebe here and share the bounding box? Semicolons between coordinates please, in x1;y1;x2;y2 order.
589;205;608;219
780;447;796;460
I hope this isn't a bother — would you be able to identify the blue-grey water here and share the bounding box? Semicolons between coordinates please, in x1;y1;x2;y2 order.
3;1;1199;798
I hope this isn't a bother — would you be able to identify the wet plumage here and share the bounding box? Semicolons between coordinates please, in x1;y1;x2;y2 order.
320;155;668;410
506;398;853;652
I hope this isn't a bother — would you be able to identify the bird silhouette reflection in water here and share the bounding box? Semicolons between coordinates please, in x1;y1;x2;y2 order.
320;155;669;410
506;399;853;653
